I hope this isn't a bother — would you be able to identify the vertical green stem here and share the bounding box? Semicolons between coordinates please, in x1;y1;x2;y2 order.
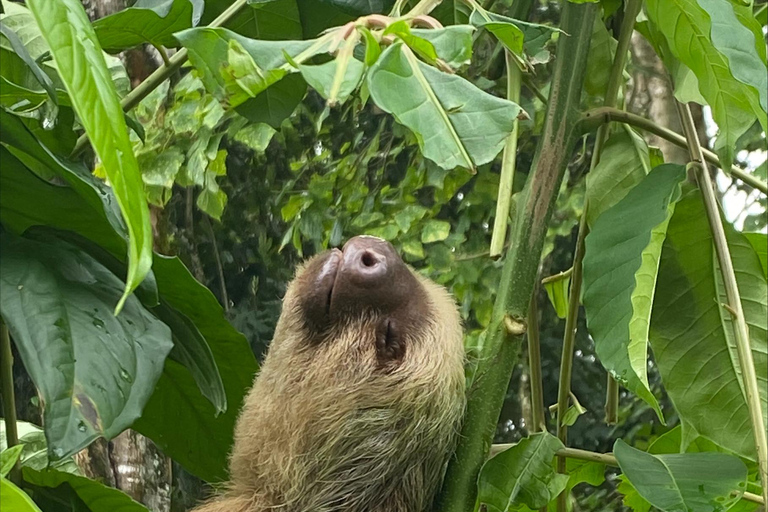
554;3;641;510
435;4;598;511
527;288;546;433
604;374;619;424
1;321;20;484
490;53;522;259
677;101;768;507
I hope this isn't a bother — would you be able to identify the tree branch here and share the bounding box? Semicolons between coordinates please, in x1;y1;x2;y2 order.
579;107;768;194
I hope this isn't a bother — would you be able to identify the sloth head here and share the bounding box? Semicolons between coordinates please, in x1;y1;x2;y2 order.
228;235;465;512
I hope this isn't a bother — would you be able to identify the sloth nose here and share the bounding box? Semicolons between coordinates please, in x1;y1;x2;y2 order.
340;236;393;284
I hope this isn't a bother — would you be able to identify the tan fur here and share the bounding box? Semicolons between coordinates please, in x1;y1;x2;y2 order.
195;256;466;512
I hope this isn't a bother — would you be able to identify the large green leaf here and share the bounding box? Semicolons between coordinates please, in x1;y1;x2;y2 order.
93;0;204;52
585;127;653;226
367;42;519;171
477;432;569;511
0;146;126;259
1;478;41;512
650;191;768;460
411;26;474;69
0;232;173;463
583;164;686;420
468;10;559;61
646;0;765;170
614;439;747;511
27;0;152;312
584;16;616;98
133;255;258;482
22;467;149;512
202;0;303;40
696;0;767;114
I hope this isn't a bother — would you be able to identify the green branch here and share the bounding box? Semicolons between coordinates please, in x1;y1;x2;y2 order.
579;107;768;194
527;289;546;432
677;101;768;507
434;3;598;511
71;0;251;157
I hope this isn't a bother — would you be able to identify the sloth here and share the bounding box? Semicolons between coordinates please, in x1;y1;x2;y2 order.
194;235;466;512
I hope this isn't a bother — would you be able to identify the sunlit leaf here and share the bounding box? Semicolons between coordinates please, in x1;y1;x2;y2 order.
27;0;153;312
0;478;41;512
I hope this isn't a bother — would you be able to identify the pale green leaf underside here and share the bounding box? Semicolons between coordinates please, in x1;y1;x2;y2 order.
650;192;768;460
614;439;747;512
583;164;686;421
368;42;519;171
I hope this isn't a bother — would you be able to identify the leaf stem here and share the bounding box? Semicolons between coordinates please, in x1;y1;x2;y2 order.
677;101;768;507
554;3;641;510
0;320;21;484
579;107;768;194
434;4;598;510
71;0;251;157
490;52;522;258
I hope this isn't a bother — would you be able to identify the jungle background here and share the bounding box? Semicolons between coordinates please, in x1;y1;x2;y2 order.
1;0;766;510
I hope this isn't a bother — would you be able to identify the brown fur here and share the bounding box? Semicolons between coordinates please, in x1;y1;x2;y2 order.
194;247;465;512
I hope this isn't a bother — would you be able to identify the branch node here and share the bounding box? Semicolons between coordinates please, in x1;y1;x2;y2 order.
503;315;527;336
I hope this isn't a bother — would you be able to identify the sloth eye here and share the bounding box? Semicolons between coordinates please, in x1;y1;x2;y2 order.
376;319;406;366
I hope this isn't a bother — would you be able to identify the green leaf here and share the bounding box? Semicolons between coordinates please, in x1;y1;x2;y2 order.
0;120;126;260
543;271;570;319
232;122;275;152
583;164;687;421
0;232;173;463
0;23;57;106
696;0;767;114
1;445;23;477
93;0;204;52
584;17;616;98
28;0;153;313
22;467;149;512
477;432;569;511
586;127;652;227
411;26;474;69
468;10;559;60
314;0;393;15
132;255;258;482
646;0;765;171
743;232;767;277
360;26;381;66
614;439;748;511
0;478;41;512
617;474;652;512
234;72;307;129
367;42;519;171
469;10;525;56
650;191;768;460
1;420;80;474
297;57;364;104
421;219;451;244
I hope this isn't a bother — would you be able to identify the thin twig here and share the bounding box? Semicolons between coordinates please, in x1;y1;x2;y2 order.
677;101;768;507
527;288;546;433
203;217;230;313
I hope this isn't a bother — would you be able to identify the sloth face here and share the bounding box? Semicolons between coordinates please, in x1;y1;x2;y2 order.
286;235;431;367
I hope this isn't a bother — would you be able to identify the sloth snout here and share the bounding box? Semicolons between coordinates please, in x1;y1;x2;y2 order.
340;236;393;285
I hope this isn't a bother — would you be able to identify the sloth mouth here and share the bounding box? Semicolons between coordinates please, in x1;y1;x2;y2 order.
317;249;342;317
